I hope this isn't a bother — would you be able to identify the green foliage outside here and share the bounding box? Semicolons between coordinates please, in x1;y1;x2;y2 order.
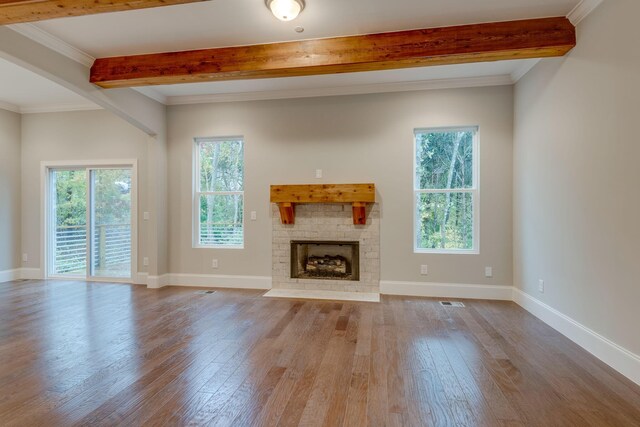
53;169;131;227
415;130;474;250
93;169;132;226
52;169;131;275
198;140;244;246
54;170;87;227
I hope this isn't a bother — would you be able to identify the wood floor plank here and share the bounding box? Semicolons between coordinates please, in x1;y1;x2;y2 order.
382;300;407;418
61;291;252;424
73;294;264;425
179;306;292;425
322;304;359;427
297;303;354;426
342;304;373;427
367;302;404;427
412;300;480;427
0;281;638;427
437;302;554;426
472;301;640;426
276;303;341;427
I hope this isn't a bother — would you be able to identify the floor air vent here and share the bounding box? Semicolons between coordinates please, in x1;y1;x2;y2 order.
440;301;465;308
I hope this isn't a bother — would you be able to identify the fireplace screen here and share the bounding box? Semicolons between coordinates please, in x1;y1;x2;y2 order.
290;240;359;281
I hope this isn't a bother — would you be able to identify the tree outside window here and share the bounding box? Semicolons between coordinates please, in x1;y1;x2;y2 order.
195;138;244;247
414;127;478;253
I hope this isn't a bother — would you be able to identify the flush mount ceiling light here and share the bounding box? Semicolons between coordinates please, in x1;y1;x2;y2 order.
266;0;305;21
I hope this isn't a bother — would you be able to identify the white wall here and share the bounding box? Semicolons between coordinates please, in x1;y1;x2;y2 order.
0;108;21;273
20;110;151;278
514;0;640;355
168;86;514;287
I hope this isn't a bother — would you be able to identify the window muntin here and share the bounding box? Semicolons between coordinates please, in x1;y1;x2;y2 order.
194;137;244;248
414;127;479;253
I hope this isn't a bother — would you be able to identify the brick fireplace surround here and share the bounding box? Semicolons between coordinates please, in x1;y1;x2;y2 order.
271;203;380;294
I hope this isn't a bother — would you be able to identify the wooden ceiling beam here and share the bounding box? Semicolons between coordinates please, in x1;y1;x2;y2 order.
90;17;576;89
0;0;208;25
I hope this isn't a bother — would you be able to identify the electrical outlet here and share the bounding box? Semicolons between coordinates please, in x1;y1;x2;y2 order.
538;279;545;293
315;169;322;179
250;211;257;221
212;259;219;269
143;257;149;266
22;253;28;263
485;266;493;278
420;265;428;275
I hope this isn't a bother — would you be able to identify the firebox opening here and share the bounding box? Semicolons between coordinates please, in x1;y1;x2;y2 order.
290;240;360;281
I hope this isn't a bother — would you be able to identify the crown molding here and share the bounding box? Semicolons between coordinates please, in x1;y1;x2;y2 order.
0;100;20;113
6;23;95;67
568;0;604;25
19;102;102;114
166;75;514;106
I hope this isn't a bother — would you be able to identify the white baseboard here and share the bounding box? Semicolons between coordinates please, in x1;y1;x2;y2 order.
137;272;272;290
146;274;170;289
136;273;271;289
134;272;148;286
0;268;44;283
168;273;272;290
0;269;20;283
19;268;43;280
380;280;513;300
513;288;640;386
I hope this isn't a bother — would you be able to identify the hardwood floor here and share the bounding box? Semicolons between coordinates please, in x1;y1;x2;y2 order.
0;280;639;426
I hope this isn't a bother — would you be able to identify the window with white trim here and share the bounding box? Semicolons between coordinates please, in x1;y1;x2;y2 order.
194;137;244;248
414;127;479;253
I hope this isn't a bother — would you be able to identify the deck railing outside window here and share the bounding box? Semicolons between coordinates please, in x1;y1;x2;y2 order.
199;222;243;247
54;224;131;275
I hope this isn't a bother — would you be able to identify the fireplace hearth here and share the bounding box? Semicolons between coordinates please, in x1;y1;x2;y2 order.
291;240;359;281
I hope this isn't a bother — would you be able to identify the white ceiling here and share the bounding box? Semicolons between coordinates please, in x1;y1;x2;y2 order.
1;0;584;111
0;57;98;113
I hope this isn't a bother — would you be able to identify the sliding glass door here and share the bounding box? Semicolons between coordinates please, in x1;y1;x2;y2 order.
90;169;132;278
49;166;133;280
50;169;88;277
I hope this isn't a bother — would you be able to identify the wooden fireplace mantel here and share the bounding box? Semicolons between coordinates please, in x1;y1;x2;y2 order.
270;183;375;225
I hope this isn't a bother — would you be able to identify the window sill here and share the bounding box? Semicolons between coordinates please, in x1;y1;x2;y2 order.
414;248;479;255
193;245;245;250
